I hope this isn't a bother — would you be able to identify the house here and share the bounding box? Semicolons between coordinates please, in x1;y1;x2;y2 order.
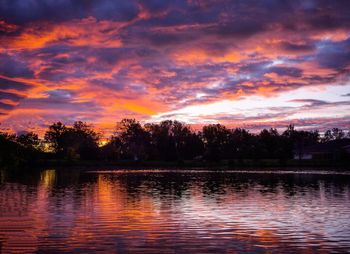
294;139;350;160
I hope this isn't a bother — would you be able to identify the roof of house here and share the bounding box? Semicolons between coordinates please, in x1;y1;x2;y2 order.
303;139;350;154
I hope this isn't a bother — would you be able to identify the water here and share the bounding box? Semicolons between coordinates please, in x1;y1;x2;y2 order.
0;169;350;253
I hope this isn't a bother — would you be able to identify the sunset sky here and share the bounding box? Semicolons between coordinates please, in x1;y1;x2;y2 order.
0;0;349;135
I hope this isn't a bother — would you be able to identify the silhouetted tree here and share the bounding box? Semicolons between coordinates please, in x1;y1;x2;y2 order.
0;131;43;168
202;124;231;161
144;120;203;161
17;132;40;149
100;136;122;161
283;125;319;159
227;128;254;161
257;128;284;159
323;128;345;141
3;119;349;168
44;122;67;155
44;121;99;159
172;121;202;160
0;132;21;167
145;121;177;160
115;119;150;161
69;121;100;160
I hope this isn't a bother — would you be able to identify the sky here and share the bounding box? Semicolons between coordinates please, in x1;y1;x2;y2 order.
0;0;349;135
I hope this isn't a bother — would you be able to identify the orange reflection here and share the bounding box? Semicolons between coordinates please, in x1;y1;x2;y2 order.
0;171;349;253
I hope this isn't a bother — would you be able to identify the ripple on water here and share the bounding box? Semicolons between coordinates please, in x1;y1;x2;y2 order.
0;169;349;253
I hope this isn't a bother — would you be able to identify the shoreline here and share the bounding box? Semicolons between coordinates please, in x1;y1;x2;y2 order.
6;158;349;172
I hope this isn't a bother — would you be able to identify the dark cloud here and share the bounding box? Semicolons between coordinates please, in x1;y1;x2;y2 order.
19;89;102;113
92;78;125;91
0;91;24;101
24;44;165;85
0;101;14;110
1;0;350;36
93;47;134;65
0;53;34;78
316;39;350;70
280;42;316;52
209;21;266;39
0;77;32;91
51;55;86;65
239;61;271;75
289;99;328;106
289;99;350;108
37;66;86;82
141;31;197;47
141;0;188;13
0;0;140;24
305;0;350;31
268;66;303;77
116;0;350;49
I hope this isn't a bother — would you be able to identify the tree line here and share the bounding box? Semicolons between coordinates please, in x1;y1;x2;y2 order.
1;119;349;168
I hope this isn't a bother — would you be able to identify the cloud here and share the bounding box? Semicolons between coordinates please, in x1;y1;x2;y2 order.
316;38;350;70
0;101;14;110
288;99;328;106
279;41;316;53
0;0;140;25
0;91;24;101
19;89;101;112
0;53;34;78
0;77;32;91
0;0;350;133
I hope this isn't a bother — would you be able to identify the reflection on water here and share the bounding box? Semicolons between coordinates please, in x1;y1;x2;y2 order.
0;169;350;253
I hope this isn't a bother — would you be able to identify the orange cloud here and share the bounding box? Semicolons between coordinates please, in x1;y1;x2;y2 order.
173;48;242;64
2;17;124;50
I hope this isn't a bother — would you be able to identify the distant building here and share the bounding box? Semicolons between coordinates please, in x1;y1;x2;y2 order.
294;139;350;160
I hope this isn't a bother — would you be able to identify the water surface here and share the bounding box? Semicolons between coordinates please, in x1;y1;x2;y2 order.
0;169;350;253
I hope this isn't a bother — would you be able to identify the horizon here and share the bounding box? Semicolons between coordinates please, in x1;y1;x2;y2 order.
0;0;350;135
2;118;349;140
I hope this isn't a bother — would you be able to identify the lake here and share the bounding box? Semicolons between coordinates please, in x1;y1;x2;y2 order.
0;169;350;253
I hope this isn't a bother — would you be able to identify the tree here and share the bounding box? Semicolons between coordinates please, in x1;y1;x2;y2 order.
283;125;319;159
69;121;100;160
100;136;122;161
323;128;345;141
257;128;286;159
16;132;40;149
115;119;150;161
202;124;231;161
145;121;177;160
230;128;254;160
172;121;204;160
44;121;99;159
144;120;204;161
0;131;43;168
0;132;22;167
44;122;67;154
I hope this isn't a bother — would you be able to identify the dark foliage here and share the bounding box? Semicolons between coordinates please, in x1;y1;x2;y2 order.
0;131;42;168
44;121;100;160
0;119;349;169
